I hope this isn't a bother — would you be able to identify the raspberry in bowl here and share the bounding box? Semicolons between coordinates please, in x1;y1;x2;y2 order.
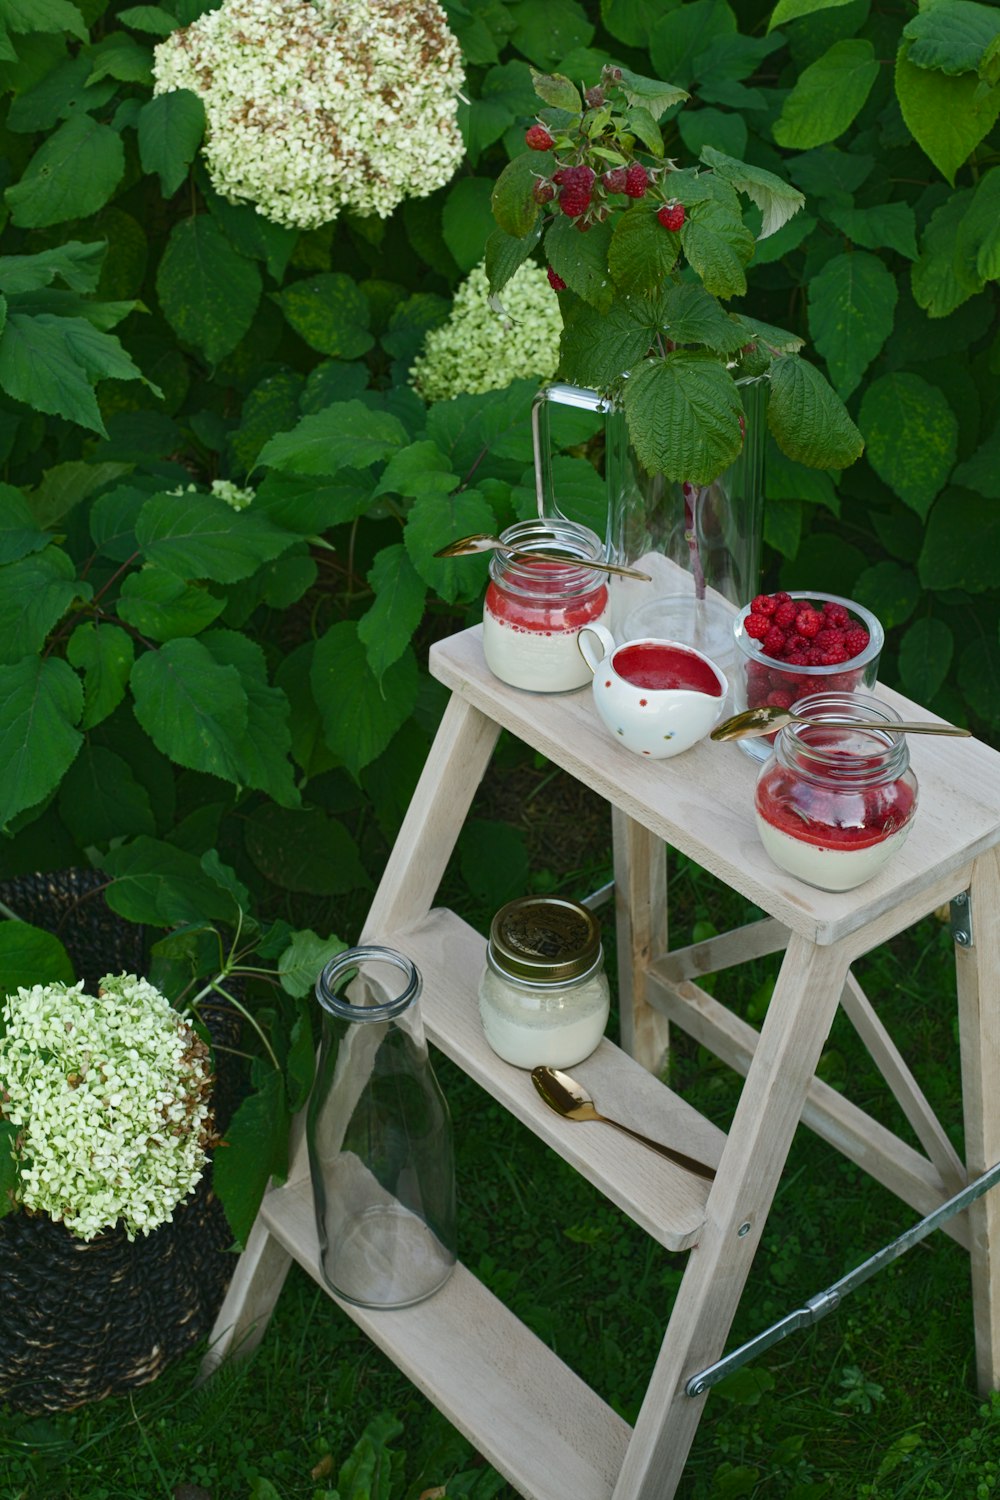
733;591;884;762
753;692;918;891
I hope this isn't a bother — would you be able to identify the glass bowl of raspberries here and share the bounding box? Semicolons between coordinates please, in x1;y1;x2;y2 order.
733;591;884;762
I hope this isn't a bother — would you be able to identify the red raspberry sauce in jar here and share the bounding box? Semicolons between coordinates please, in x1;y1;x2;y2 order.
756;765;916;850
613;642;724;696
482;540;611;693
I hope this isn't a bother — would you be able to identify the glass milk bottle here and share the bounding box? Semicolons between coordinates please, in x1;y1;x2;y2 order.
307;946;456;1308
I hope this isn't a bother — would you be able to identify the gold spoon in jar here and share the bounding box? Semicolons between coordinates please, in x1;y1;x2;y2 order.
531;1065;716;1181
711;704;973;742
434;533;652;582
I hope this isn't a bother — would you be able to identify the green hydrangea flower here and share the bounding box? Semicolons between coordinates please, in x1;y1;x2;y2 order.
410;261;563;403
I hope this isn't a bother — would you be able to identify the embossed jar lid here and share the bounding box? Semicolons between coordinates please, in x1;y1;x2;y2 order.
487;896;602;985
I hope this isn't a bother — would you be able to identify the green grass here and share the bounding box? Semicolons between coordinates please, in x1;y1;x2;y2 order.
4;825;999;1500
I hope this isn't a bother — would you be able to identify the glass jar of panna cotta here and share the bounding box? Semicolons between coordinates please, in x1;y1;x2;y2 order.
753;693;918;892
482;519;610;692
478;896;610;1068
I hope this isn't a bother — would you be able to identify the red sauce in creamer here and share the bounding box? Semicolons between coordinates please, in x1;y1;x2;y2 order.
613;643;723;696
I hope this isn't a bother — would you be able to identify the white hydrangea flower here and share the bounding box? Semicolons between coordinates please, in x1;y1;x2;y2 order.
0;974;213;1241
153;0;465;230
410;261;563;403
167;479;255;511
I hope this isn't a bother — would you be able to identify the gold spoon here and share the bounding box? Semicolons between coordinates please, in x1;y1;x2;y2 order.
530;1065;716;1181
712;704;973;743
434;532;652;582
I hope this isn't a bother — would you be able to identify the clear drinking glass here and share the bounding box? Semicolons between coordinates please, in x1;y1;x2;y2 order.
307;946;456;1309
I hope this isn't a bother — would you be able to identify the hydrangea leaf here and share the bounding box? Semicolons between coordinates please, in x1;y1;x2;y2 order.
0;656;83;831
767;0;858;28
212;1068;288;1249
58;744;155;846
425;380;538;471
767;354;865;470
0;0;87;42
257;400;407;477
381;292;452;363
373;441;458;502
919;488;1000;593
357;545;427;682
66;621;134;727
99;836;244;925
851;559;920;630
273;273;374;360
858;372;958;517
136;491;298;583
895;44;1000;185
911;189;981;317
954;167;1000;284
277;929;347;1000
0;921;74;994
404;488;497;603
118;5;177;34
130;636;249;784
273;643;337;781
443;177;500;273
649;3;736;89
622;352;744;485
545;215;614;311
508;0;594;69
245;804;365;896
228;370;305;476
117;566;227;641
959;635;1000;728
807;251;897;400
0;241;104;295
608;205;680;295
825;202;918;261
898;617;954;705
157;215;262;364
207;192;298;283
953;419;1000;497
86;31;152;85
0;312;101;432
773;40;879;149
253;471;375;534
6;114;123;227
700;146;805;240
200;629;299;807
310;621;419;779
491;150;548;238
902;1;1000;75
0;546;87;664
137;89;205;198
0;482;50;563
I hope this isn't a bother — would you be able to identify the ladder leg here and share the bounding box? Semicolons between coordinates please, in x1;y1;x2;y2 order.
612;808;670;1074
363;692;501;938
198;1214;296;1381
956;846;1000;1394
612;934;852;1499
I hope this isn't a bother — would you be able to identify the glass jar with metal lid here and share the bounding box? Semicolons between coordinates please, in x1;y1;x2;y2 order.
478;896;610;1069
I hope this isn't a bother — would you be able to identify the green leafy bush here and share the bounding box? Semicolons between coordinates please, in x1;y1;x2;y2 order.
0;0;997;1238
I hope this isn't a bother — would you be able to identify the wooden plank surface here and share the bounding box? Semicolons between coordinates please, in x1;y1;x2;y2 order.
260;1178;631;1500
375;908;723;1252
430;626;1000;946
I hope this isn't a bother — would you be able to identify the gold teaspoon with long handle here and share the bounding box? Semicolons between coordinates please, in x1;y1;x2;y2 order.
434;532;652;582
531;1066;716;1182
712;704;973;742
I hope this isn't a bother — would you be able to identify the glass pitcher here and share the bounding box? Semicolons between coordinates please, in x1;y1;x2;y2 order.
307;946;456;1309
530;377;767;665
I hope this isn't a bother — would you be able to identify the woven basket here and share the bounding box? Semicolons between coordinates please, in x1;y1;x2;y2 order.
0;869;243;1413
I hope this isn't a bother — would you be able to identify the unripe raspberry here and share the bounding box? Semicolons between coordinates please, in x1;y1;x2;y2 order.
602;167;628;194
525;125;554;151
658;201;686;231
584;86;605;108
624;164;648;198
532;178;555;204
743;612;770;641
547;266;567;291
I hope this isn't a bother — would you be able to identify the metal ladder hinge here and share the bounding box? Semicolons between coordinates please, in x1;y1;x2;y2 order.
950;890;974;948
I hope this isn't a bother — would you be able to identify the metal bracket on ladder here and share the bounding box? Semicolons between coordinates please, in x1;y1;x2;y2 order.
685;1158;1000;1397
951;890;974;948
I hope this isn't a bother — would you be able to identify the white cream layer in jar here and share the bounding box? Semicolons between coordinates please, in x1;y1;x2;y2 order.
477;965;610;1069
754;811;913;892
482;593;611;692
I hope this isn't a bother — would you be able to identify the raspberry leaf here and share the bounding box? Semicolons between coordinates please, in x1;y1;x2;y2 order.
491;150;550;237
902;1;1000;75
858;371;958;517
767;354;864;470
773;40;880;150
699;145;805;240
559;293;662;388
910;190;981;317
616;66;689;120
621;352;744;484
660;284;747;354
544;215;614;311
898;618;954;706
530;67;581;113
807;251;898;399
625;104;664;156
679;198;755;299
608;205;680;293
895;43;1000;185
485;223;541;298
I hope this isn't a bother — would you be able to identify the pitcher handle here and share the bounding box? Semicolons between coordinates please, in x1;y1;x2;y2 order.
531;383;609;520
577;623;615;676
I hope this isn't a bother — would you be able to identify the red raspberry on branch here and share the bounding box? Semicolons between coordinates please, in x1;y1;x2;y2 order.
546;266;567;291
525;125;554;151
602;167;628;194
658;201;685;231
624;164;648;198
532;179;555;204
